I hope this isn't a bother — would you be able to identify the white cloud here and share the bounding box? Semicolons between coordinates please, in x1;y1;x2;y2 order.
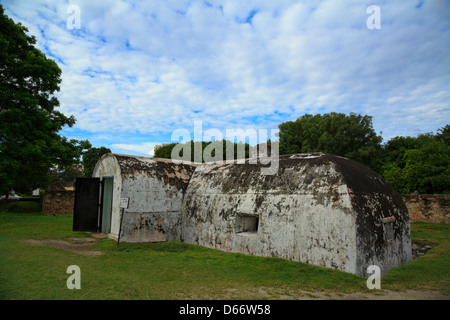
111;142;161;157
2;0;449;149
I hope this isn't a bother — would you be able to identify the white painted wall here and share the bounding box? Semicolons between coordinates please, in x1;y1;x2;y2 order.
180;153;411;276
180;162;359;274
90;152;411;276
93;154;195;241
92;154;123;236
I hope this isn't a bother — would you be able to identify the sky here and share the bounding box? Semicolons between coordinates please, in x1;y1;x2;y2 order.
2;0;450;157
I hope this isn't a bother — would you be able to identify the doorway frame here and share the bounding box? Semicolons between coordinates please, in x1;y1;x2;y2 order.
100;176;114;234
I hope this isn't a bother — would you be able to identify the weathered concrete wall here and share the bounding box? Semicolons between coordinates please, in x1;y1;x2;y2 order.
94;154;197;242
353;192;412;277
180;153;411;276
42;190;74;215
330;155;412;276
120;211;181;242
90;152;412;276
93;154;123;235
403;194;449;224
118;173;186;242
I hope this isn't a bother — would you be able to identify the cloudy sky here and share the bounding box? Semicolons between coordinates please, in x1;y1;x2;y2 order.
2;0;449;156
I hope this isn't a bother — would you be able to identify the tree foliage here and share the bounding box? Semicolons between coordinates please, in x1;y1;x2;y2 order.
154;114;449;195
278;112;448;194
0;6;88;195
45;145;111;188
380;130;449;194
82;146;112;176
278;113;383;170
154;140;251;163
48;164;85;189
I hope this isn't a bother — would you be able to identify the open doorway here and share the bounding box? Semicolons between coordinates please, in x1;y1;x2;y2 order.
73;177;100;232
101;176;114;234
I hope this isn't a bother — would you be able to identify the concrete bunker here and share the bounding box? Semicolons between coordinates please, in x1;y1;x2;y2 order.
92;153;197;242
85;152;412;276
180;153;412;276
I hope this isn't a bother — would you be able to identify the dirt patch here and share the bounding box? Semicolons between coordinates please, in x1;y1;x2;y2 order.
179;286;449;300
212;286;450;300
23;238;102;256
412;240;436;259
331;290;449;300
294;289;449;300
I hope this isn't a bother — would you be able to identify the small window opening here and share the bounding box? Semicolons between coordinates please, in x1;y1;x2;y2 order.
383;216;395;241
236;214;259;235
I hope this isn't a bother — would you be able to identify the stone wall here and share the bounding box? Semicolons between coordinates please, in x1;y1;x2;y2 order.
42;190;75;215
403;194;449;224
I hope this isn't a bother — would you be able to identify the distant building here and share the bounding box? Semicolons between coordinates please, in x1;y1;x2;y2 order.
0;190;21;200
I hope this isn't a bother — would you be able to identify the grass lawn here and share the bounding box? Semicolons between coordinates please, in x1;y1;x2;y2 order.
0;200;449;300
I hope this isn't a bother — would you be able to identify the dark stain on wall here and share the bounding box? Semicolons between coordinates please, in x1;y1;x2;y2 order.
115;154;197;192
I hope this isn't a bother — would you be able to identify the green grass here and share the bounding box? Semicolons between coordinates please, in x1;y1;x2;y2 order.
0;201;449;299
382;223;450;293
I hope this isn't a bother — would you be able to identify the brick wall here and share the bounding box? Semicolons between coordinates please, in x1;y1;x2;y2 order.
42;190;75;215
403;194;450;224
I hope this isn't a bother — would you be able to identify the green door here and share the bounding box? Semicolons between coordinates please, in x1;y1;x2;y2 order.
101;177;114;234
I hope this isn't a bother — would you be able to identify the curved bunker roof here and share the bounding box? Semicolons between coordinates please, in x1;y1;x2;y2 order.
112;154;195;192
180;152;412;276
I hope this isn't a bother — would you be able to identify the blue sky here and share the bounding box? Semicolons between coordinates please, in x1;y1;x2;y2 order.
2;0;449;157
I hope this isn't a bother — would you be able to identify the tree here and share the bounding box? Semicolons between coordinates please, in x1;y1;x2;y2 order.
48;164;85;189
0;6;86;195
436;124;450;145
278;113;383;170
380;126;450;194
154;143;178;159
82;146;112;176
379;135;419;169
154;140;251;163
